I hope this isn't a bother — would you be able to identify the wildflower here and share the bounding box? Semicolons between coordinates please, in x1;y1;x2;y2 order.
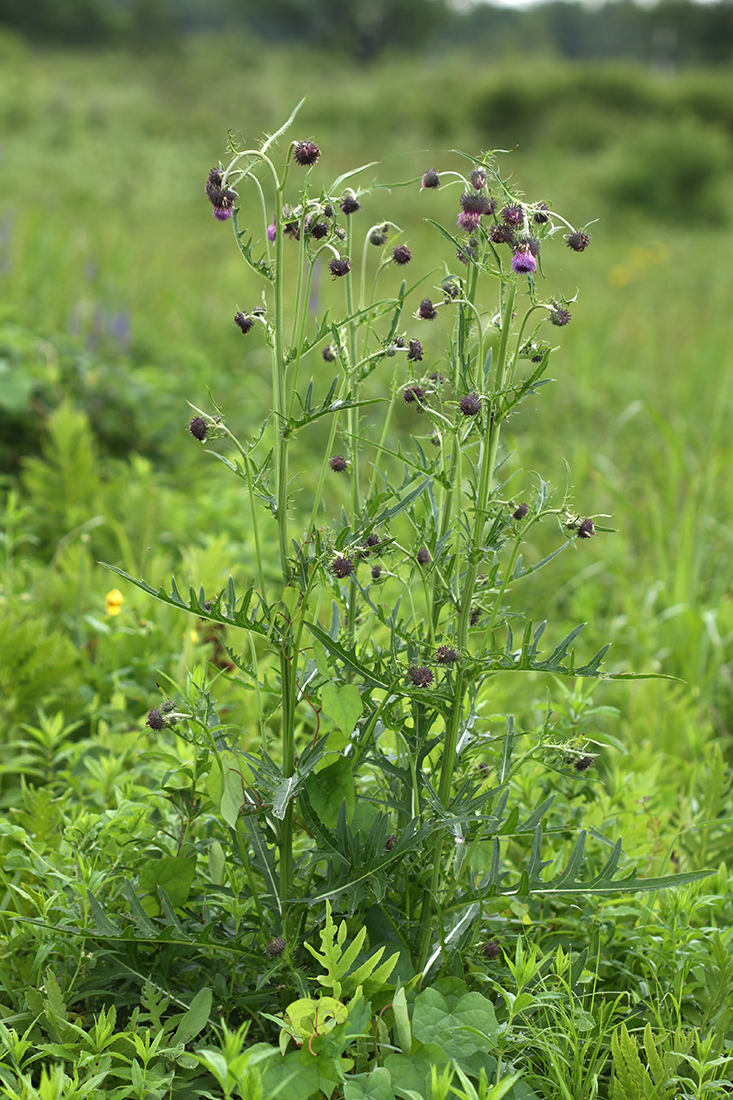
188;416;208;442
205;167;223;193
517;234;541;257
369;223;389;246
470;167;487;190
332;556;354;579
550;305;571;327
577;517;595;539
421;168;440;189
408;666;434;687
574;755;595;772
512;246;537;275
501;203;524;227
234;311;255;334
533;202;550;224
293;140;320;166
416;547;431;566
340;193;360;215
266;936;286;958
266;219;277;242
385;834;398;850
329;454;349;472
458;191;491;231
392;244;412;265
513;502;529;520
371;565;382;581
436;645;460;665
105;588;124;616
430;371;445;385
308;220;329;240
489;224;516;246
442;280;460;299
146;707;165;730
416;298;437;320
329;257;351;278
407;339;423;362
459;393;481;417
483;940;501;961
322;345;337;362
566;229;591;252
205;168;237;220
403;385;426;405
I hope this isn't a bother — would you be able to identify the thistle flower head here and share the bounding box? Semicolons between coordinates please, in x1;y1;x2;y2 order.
550;305;571;327
392;244;412;265
266;936;286;958
371;565;382;581
332;556;354;578
340;192;360;215
329;256;352;278
489;224;516;246
293;140;320;166
329;454;349;472
512;502;529;520
566;229;591;252
146;708;165;731
511;246;537;275
308;220;329;240
484;940;501;960
408;665;433;687
385;834;398;850
403;385;427;405
574;754;595;771
435;645;460;665
577;517;595;539
470;167;487;190
407;338;423;362
533;202;550;224
501;203;524;227
416;547;431;565
369;223;389;246
459;392;481;417
322;345;337;361
189;416;208;441
421;168;440;189
416;298;437;320
234;311;255;334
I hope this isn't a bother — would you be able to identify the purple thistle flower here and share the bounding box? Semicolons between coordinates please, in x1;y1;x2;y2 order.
421;168;440;189
392;245;412;265
459;393;481;417
340;193;361;215
489;224;516;246
566;229;591;252
512;246;537;275
417;298;437;320
403;385;426;405
146;707;165;730
322;345;337;361
329;454;349;472
533;202;550;224
332;556;354;578
293;141;320;166
407;339;423;362
458;211;482;231
484;940;501;960
408;665;433;687
308;220;329;240
266;936;286;958
577;518;595;539
266;219;277;242
550;305;571;327
470;167;487;190
501;203;524;227
371;565;382;581
188;417;208;442
329;257;352;278
436;645;460;665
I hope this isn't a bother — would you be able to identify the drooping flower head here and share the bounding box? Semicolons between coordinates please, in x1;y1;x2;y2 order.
501;203;524;227
234;311;255;334
512;502;529;520
392;244;412;266
293;141;320;167
329;256;352;278
416;547;431;565
421;168;440;189
511;245;537;275
458;191;491;231
435;645;460;665
550;304;571;327
566;229;591;252
340;192;361;215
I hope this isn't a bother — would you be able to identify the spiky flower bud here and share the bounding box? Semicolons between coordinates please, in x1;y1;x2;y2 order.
489;224;516;246
417;298;437;320
329;257;352;277
470;167;487;190
408;665;433;687
329;454;349;472
369;223;389;246
146;708;165;731
442;280;460;299
470;608;481;626
371;565;382;581
550;305;571;327
533;202;550;224
566;230;591;252
266;936;286;958
332;556;354;578
407;339;423;362
421;168;440;189
513;502;529;520
308;220;329;240
403;385;427;405
189;417;208;442
577;518;595;539
340;193;360;215
416;547;431;566
574;755;595;772
385;834;398;850
459;393;481;417
234;311;255;334
322;345;337;361
392;245;412;265
483;940;501;960
293;141;320;166
436;645;460;665
501;204;524;226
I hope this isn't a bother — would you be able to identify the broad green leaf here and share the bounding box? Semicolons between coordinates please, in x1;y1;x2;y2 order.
304;756;355;828
392;987;411;1055
383;1044;450;1100
208;840;226;885
322;683;363;733
139;856;196;909
411;988;498;1062
173;987;212;1046
344;1067;395;1100
260;1051;321;1100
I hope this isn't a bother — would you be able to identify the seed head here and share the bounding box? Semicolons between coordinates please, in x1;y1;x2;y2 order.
421;168;441;189
566;229;591;252
408;665;434;687
322;345;337;362
550;305;571;327
329;256;352;278
146;707;165;731
329;454;349;472
436;645;460;665
189;417;208;442
332;556;354;579
512;502;529;520
483;940;501;960
416;547;431;566
340;193;360;215
407;339;423;362
459;393;481;417
512;246;537;275
577;517;595;539
403;385;426;405
470;167;487;190
369;223;389;246
417;298;437;320
293;141;320;166
392;244;412;265
266;936;286;958
574;754;595;772
234;311;255;334
501;203;524;227
533;202;550;224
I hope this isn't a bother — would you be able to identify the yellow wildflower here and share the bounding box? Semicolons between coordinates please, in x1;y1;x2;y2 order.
105;589;124;616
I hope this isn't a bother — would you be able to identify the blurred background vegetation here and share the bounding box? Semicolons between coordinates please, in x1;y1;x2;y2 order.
0;0;732;822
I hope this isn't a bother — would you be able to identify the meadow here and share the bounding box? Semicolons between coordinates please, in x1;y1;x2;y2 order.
1;27;733;1099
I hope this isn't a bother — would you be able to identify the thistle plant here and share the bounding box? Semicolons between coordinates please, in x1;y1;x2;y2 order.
109;102;706;987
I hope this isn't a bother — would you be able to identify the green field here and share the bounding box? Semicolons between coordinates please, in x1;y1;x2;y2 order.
1;31;733;1098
